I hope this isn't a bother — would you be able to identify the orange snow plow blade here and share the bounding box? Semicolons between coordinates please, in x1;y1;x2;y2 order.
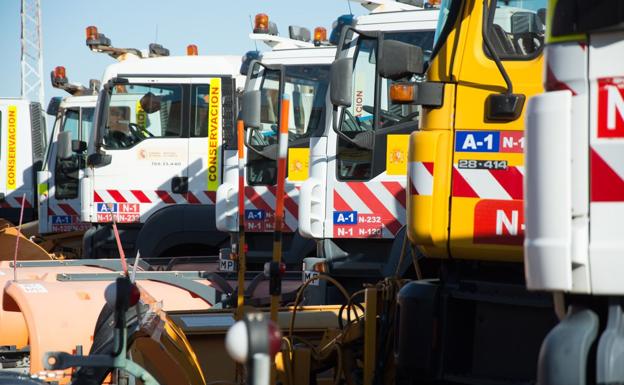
0;262;216;383
0;264;112;350
0;225;53;261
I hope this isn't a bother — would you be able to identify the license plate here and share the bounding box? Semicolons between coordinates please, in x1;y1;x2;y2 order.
219;259;237;272
302;270;319;286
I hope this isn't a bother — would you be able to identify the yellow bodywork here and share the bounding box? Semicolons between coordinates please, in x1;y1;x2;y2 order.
407;0;544;262
133;304;366;385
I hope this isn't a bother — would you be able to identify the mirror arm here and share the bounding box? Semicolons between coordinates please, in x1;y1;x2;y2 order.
244;128;278;161
482;0;513;95
332;106;374;151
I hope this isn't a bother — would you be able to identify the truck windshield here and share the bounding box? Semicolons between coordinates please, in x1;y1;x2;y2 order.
551;0;624;36
246;64;330;185
102;83;183;149
434;0;454;49
249;64;330;148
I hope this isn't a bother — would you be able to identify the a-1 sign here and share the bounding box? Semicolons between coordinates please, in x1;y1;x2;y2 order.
598;77;624;138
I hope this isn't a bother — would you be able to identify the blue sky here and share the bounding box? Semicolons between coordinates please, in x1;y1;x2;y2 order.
0;1;365;101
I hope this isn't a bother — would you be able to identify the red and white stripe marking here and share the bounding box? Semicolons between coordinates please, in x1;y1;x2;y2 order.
0;196;32;209
591;146;624;202
333;181;406;238
452;165;524;200
48;202;80;217
409;161;434;196
94;189;217;205
244;185;299;232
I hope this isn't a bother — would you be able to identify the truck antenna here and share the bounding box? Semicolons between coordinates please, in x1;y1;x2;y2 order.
249;15;258;51
347;0;353;15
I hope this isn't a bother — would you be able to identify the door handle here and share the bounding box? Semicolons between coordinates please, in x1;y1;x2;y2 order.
171;176;188;194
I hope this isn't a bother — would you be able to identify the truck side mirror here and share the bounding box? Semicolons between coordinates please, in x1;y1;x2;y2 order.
89;79;101;94
72;139;87;154
240;51;261;76
378;40;424;80
57;131;73;160
47;97;62;116
330;57;353;107
241;90;261;129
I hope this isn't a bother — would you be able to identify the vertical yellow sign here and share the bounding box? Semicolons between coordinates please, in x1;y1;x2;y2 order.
6;106;17;190
287;148;310;182
136;101;146;129
207;78;221;191
386;134;409;175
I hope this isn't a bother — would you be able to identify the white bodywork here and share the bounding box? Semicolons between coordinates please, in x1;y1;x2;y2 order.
298;8;439;240
216;44;336;233
82;56;245;224
525;32;624;294
0;98;45;220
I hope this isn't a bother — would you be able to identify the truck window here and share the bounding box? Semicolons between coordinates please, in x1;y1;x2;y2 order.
103;84;183;149
262;65;330;138
486;0;546;59
62;109;80;140
337;37;377;181
381;32;434;125
55;110;81;200
81;108;95;145
192;85;210;138
246;64;329;186
551;0;624;36
337;31;433;181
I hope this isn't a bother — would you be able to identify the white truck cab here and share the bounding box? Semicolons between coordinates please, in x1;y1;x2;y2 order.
82;55;245;259
216;22;335;270
525;2;624;383
0;98;46;224
298;1;439;299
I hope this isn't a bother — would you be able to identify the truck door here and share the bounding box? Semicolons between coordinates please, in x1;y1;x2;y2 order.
244;65;329;242
91;81;189;224
187;77;236;210
326;32;431;241
42;106;94;233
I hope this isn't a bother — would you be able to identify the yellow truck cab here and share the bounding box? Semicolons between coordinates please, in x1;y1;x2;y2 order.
407;0;545;260
372;0;555;383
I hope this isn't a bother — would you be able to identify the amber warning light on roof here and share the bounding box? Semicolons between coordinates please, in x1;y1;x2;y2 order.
53;66;66;80
187;44;198;56
313;27;327;46
254;13;269;34
86;26;98;41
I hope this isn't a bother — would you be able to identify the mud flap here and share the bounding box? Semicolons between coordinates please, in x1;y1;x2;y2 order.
538;306;598;385
395;280;439;384
597;299;624;385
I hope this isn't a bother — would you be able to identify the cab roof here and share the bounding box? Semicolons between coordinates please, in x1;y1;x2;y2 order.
102;55;244;83
260;46;337;65
59;94;98;108
355;8;439;31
